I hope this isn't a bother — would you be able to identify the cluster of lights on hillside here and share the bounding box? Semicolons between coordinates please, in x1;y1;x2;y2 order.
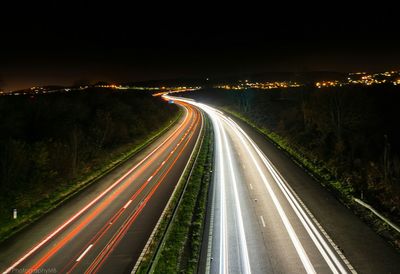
1;69;399;96
215;80;301;90
315;81;342;88
0;84;201;96
0;86;84;96
316;70;400;88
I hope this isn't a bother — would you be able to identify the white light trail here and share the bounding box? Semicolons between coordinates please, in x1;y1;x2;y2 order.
210;112;229;274
218;117;252;274
170;96;354;274
224;116;352;274
223;116;316;274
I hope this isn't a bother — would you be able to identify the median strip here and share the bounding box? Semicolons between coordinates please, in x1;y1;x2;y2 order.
134;115;213;274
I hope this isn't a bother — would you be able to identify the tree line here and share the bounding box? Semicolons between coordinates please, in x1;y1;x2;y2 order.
185;85;400;224
0;89;177;223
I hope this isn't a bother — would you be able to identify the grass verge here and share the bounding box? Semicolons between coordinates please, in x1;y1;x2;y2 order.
136;115;213;273
0;109;183;244
221;107;400;250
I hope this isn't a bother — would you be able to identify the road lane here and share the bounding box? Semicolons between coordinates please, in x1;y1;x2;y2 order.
1;100;202;274
172;97;356;274
225;113;400;274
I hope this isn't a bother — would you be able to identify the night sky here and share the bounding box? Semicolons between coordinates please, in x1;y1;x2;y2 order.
1;2;399;90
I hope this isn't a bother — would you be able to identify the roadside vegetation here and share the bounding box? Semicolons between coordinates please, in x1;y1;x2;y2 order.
137;116;213;273
184;85;400;248
0;88;179;243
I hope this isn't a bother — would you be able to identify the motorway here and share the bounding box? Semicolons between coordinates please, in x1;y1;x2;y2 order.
0;100;202;274
2;94;399;274
171;96;400;274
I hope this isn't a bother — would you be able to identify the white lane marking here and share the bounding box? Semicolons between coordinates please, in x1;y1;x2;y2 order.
249;184;253;190
227;117;355;274
260;216;266;228
221;117;316;274
123;200;132;209
161;160;166;166
147;175;153;182
76;244;93;262
219;118;252;274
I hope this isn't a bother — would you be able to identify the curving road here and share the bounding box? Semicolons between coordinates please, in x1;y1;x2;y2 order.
0;100;202;274
2;94;399;274
171;96;400;274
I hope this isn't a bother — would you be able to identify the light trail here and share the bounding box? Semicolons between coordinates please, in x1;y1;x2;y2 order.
3;101;198;274
84;109;201;273
28;103;201;273
187;98;250;273
218;117;251;274
220;115;316;274
208;111;229;274
170;96;354;274
225;116;353;274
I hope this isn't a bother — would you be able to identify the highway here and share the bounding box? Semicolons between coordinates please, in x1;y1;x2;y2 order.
171;96;400;274
0;100;202;274
205;107;354;274
2;94;400;274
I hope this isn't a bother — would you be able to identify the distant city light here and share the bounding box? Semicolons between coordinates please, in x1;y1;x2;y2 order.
1;69;399;97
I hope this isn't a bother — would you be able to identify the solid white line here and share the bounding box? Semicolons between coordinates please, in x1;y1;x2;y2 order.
260;216;266;227
76;244;93;262
123;200;132;209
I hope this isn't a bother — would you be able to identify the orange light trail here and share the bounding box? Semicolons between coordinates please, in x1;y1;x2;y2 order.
24;102;200;273
86;107;201;273
62;104;200;273
4;103;194;274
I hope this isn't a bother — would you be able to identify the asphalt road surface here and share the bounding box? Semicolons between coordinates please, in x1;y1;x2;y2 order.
0;100;202;274
172;96;400;274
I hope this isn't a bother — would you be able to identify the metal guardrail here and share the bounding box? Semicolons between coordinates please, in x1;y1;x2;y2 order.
147;114;205;273
353;198;400;234
131;111;205;273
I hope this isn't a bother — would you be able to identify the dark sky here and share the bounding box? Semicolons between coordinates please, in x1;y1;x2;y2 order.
1;2;399;90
